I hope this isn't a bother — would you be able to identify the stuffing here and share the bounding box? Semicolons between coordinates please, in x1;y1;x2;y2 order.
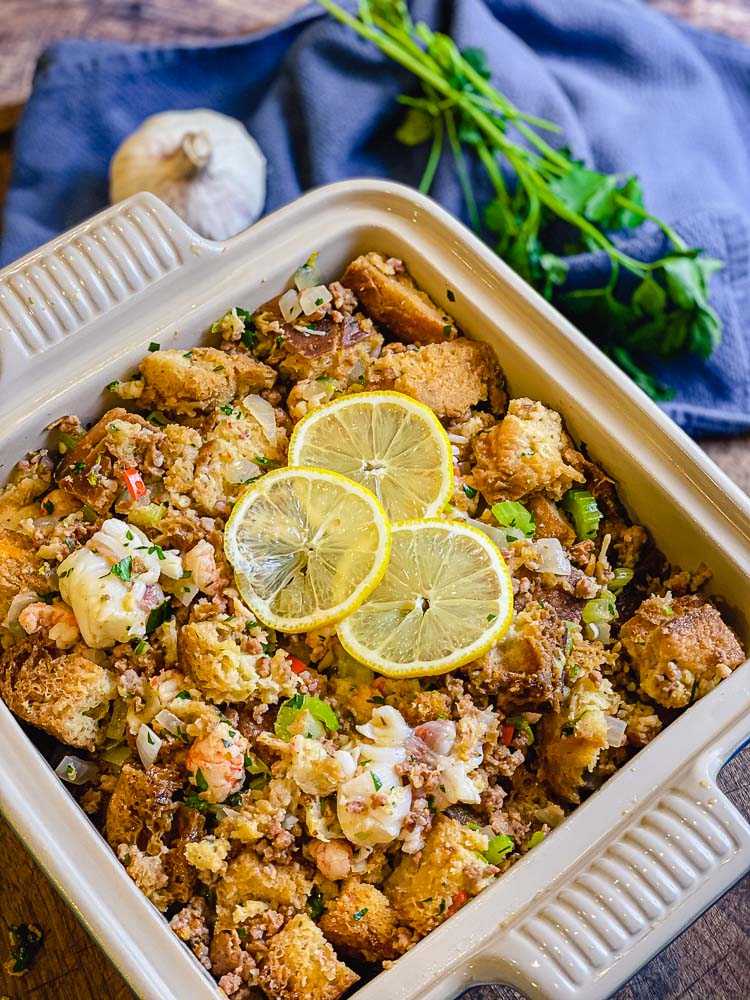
470;398;585;504
526;494;576;546
252;288;382;384
180;619;299;704
0;249;744;998
161;424;203;505
125;347;276;417
385;816;495;936
56;408;166;513
0;528;52;620
106;762;181;855
191;400;287;516
162;805;208;906
119;845;171;910
0;451;53;529
368;338;503;419
0;641;116;750
185;835;231;875
341;252;457;344
620;700;663;748
216;853;312;930
537;676;621;803
466;604;568;710
619;593;744;708
258;913;359;1000
319;878;405;962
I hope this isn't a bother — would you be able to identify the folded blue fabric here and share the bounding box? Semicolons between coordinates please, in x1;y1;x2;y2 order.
2;0;749;436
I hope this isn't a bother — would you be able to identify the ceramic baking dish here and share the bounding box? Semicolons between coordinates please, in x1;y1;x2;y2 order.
0;180;748;1000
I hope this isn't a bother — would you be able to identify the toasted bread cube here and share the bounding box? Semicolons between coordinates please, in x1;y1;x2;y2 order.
526;494;575;546
191;398;286;516
319;878;403;962
471;398;584;504
56;408;166;513
620;593;744;708
469;603;568;710
131;348;275;417
106;762;181;854
537;676;620;803
341;252;457;344
0;528;52;620
0;641;116;750
0;452;53;530
259;914;358;1000
385;816;495;936
368;339;502;419
252;292;382;385
216;852;312;929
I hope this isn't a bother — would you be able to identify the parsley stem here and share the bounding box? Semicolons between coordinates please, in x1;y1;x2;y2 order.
445;109;481;232
419;111;444;194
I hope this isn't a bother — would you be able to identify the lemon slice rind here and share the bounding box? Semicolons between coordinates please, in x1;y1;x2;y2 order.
336;518;513;678
224;467;392;634
288;391;454;522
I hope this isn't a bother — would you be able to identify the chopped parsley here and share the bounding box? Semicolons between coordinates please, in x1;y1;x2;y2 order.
446;289;456;302
487;613;497;622
353;908;368;921
148;342;160;352
462;483;477;499
145;598;172;634
106;380;120;391
42;499;54;515
255;456;276;468
72;461;86;473
147;544;165;560
184;790;209;812
213;365;225;372
176;690;191;700
101;556;132;582
370;771;382;791
308;887;326;922
194;768;209;792
220;404;234;415
443;324;452;336
426;795;437;814
183;351;193;359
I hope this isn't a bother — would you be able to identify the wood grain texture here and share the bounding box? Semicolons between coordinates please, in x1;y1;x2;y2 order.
0;1;749;998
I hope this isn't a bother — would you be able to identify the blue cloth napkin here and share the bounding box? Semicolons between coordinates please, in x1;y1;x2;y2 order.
2;0;749;436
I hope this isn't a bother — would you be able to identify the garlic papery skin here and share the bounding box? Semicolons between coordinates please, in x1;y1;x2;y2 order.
109;109;267;241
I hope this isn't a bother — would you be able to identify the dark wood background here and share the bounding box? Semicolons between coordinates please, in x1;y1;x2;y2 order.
0;2;749;998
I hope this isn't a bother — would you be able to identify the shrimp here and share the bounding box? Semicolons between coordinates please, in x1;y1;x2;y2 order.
309;838;353;881
186;721;248;804
19;600;79;649
183;540;221;596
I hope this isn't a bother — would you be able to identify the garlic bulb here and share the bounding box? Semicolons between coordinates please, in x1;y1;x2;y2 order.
110;109;267;240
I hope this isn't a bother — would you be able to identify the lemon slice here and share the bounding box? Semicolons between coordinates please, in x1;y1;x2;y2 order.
224;467;391;633
337;519;513;678
288;391;453;521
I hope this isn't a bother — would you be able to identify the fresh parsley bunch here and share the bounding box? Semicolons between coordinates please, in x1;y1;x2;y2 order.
320;0;723;400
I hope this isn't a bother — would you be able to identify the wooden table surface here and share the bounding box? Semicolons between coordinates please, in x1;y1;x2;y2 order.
1;2;749;999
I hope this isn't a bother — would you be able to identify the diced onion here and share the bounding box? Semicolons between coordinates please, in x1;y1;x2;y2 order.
56;755;98;786
100;743;131;769
154;709;186;738
3;591;37;629
585;621;611;643
136;723;162;769
534;538;572;576
467;515;524;547
243;394;277;445
279;288;303;323
299;284;333;316
605;715;627;748
224;459;261;485
582;595;616;624
294;261;322;291
292;324;328;336
447;433;468;444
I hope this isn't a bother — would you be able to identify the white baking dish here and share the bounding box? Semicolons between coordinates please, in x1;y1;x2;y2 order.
0;180;748;1000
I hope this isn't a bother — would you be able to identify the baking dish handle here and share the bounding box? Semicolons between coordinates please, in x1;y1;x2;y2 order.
466;710;750;1000
0;193;218;381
